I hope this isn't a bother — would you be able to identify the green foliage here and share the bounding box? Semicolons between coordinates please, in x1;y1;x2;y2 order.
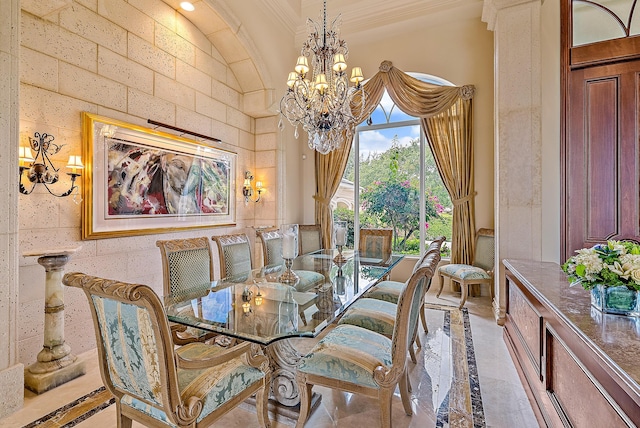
426;213;452;241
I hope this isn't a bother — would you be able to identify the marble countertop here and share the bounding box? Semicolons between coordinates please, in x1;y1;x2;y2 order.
503;259;640;391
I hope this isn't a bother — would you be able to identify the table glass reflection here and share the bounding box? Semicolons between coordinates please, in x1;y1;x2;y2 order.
164;249;404;345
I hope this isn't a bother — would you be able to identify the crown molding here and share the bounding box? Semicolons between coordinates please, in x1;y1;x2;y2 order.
257;0;301;35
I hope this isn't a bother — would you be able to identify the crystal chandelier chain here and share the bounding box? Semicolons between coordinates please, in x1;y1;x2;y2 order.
278;0;366;154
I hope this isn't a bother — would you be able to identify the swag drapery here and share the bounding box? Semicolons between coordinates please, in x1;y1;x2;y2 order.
314;60;476;265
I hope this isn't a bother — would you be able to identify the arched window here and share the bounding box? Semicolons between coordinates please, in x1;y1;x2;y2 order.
333;73;452;256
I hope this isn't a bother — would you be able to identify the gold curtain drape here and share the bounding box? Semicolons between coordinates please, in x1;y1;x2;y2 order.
314;60;476;263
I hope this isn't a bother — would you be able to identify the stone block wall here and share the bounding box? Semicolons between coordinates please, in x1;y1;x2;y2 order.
17;0;277;366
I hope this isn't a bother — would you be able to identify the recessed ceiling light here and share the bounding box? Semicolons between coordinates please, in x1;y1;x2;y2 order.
180;2;195;12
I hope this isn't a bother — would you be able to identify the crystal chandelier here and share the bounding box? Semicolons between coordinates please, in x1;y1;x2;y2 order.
278;0;366;154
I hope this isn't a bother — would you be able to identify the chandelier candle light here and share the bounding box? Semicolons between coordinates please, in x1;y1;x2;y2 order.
278;0;366;154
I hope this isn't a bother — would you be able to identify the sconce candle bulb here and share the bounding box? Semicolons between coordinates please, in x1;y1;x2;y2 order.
243;170;264;204
19;132;83;197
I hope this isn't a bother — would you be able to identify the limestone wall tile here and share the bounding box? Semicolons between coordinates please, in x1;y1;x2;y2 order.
210;44;225;64
63;286;92;322
21;12;98;72
18;194;59;231
19;230;83;265
59;3;127;56
98;47;153;94
154;73;195;110
176;60;212;95
20;84;97;131
18;334;43;366
244;89;275;117
96;106;146;127
255;150;276;169
256;116;278;134
195;92;226;122
125;249;162;286
70;252;131;280
226;107;251;133
18;299;43;340
227;69;242;92
58;196;82;228
76;0;97;12
128;33;175;79
20;47;57;91
255;201;276;221
196;48;225;80
63;319;96;357
238;130;254;152
21;0;71;19
155;24;195;66
19;265;45;303
209;28;249;64
95;234;157;256
229;59;264;93
176;107;212;137
128;88;175;125
59;62;127;111
211;118;239;147
256;132;276;151
128;0;176;32
176;13;212;55
211;80;240;109
98;0;154;44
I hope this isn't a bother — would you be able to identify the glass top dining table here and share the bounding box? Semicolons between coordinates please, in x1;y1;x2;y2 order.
164;249;404;346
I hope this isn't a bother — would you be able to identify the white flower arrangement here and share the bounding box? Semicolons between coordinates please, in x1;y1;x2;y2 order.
562;240;640;291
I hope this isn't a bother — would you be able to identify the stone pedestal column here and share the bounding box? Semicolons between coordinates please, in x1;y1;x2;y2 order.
23;247;85;394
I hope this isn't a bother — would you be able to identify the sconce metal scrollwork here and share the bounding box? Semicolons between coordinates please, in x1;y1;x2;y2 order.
243;170;263;204
19;132;83;197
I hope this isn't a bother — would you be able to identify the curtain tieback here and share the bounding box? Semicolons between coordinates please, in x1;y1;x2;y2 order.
452;192;476;206
313;195;331;206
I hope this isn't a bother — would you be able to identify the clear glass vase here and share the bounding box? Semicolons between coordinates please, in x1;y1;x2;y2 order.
590;284;640;316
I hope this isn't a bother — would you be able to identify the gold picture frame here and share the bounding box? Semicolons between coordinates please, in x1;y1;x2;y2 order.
81;112;237;239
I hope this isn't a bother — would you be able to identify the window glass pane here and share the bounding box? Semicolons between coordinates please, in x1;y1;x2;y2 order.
333;72;453;258
573;1;627;46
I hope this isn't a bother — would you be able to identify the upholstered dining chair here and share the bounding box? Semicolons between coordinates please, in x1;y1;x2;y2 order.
62;272;271;428
156;237;217;345
437;228;495;308
295;249;435;428
359;228;393;261
365;238;445;323
298;224;322;255
211;233;253;279
256;228;326;293
336;249;441;364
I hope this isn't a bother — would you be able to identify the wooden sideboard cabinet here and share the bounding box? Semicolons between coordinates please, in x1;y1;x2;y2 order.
503;259;640;427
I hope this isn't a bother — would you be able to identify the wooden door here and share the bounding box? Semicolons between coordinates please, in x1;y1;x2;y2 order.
563;60;640;260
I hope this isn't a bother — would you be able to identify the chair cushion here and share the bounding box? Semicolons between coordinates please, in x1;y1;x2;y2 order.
298;324;392;389
439;264;491;281
122;342;264;425
365;280;404;304
294;270;325;292
337;298;397;337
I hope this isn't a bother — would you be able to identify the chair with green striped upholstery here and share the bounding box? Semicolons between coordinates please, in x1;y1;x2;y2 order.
63;272;271;428
437;228;494;308
364;236;446;339
295;250;437;428
337;249;441;363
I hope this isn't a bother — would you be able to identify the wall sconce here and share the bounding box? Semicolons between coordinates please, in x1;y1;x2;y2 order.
19;132;83;197
241;283;263;315
243;170;263;204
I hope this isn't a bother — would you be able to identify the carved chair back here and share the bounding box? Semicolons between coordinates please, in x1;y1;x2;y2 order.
256;228;283;267
298;224;322;255
156;237;213;297
211;233;253;278
359;228;393;261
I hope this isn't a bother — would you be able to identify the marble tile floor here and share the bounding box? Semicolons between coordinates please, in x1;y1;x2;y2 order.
2;286;538;428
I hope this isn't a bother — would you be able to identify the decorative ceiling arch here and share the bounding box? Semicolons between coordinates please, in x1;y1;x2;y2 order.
173;0;276;117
